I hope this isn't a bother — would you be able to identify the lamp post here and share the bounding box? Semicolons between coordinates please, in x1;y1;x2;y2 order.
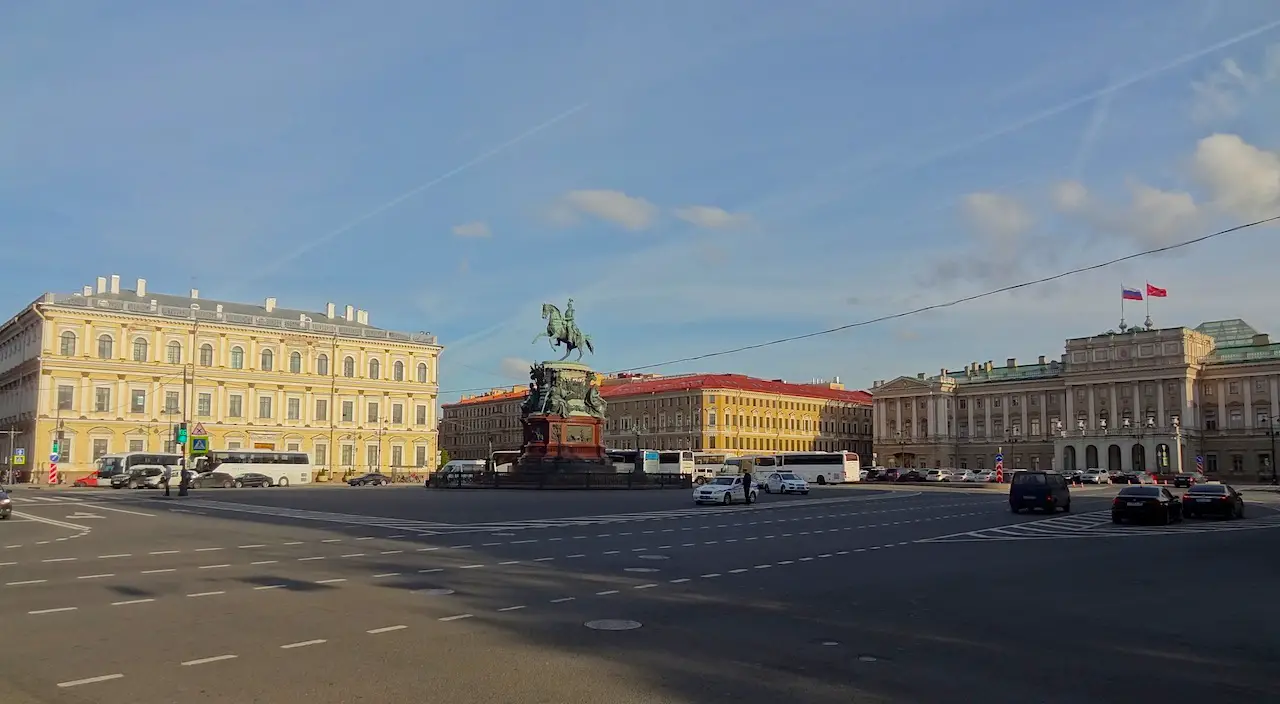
1265;418;1279;486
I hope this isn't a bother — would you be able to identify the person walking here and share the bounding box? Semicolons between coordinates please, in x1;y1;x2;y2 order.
741;471;753;505
162;464;172;497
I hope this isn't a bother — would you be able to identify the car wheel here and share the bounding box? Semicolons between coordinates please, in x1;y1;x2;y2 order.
0;513;8;520
222;480;233;488
1010;505;1021;514
694;477;706;486
278;477;290;487
1063;501;1071;513
233;480;243;488
722;493;732;505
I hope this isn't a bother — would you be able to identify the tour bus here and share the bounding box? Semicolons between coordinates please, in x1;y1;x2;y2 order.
659;450;695;476
97;452;184;481
604;449;694;476
692;452;735;484
489;450;521;473
768;451;861;484
191;450;312;487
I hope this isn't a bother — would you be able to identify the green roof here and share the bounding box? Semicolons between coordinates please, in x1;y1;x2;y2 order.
938;363;1062;385
1195;319;1260;348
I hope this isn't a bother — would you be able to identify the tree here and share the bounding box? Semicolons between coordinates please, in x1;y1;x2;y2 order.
437;449;451;469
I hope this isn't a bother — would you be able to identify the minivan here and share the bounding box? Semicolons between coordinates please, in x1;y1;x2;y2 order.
1009;471;1071;513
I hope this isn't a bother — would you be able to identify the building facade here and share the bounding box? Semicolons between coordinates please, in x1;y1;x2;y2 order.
439;373;874;460
870;319;1280;481
0;274;442;482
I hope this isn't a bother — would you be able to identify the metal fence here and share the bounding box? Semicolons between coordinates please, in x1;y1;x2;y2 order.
427;470;691;490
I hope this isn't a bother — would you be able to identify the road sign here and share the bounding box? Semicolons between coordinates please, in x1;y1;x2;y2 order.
49;452;60;463
192;422;207;436
1195;455;1204;472
190;437;209;455
12;448;24;466
994;452;1005;482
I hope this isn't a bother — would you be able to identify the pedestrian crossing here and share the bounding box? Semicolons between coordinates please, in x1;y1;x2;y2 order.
3;494;112;505
918;510;1280;543
152;499;460;534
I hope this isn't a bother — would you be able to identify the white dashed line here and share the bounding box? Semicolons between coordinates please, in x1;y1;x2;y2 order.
97;554;131;559
439;614;473;622
6;579;46;586
341;553;366;558
283;541;304;546
566;554;585;559
150;550;180;555
670;578;691;583
550;597;575;603
367;625;407;634
42;557;77;563
141;568;175;574
182;655;238;666
702;573;721;578
238;544;266;549
459;564;485;569
417;547;439;552
298;556;326;561
250;560;278;565
372;572;401;578
77;573;114;580
194;547;224;552
634;583;658;589
498;605;526;612
534;557;555;562
281;639;327;649
418;568;442;574
316;578;347;584
186;591;225;598
728;569;748;574
30;606;77;615
321;539;342;543
198;564;231;570
57;673;124;688
254;585;285;591
112;598;155;606
596;589;620;595
380;550;403;555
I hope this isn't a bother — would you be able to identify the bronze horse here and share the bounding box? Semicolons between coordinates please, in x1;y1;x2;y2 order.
534;303;594;361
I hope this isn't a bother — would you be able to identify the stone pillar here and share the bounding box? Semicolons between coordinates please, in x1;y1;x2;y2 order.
1040;391;1048;436
1002;394;1010;433
911;397;919;439
967;400;975;438
983;397;992;439
926;396;936;438
1243;380;1253;428
1087;385;1096;429
1110;384;1118;422
1020;395;1029;435
1066;387;1075;427
895;399;903;436
1272;376;1280;422
1158;380;1167;427
1217;381;1225;428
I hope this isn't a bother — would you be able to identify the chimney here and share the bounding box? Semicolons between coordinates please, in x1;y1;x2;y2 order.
265;297;277;313
150;299;158;312
96;276;107;294
326;302;336;319
984;361;993;374
355;309;366;325
1007;358;1016;369
81;285;93;297
1253;334;1271;346
916;373;925;380
1038;355;1046;365
190;288;199;300
109;274;120;294
136;278;147;297
941;368;948;377
344;305;355;322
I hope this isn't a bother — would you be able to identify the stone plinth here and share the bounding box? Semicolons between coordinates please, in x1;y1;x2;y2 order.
515;414;611;475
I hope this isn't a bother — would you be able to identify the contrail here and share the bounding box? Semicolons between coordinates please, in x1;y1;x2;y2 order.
1069;73;1118;179
255;102;589;278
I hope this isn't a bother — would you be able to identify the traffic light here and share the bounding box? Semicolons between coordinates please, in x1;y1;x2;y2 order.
176;423;188;445
51;440;59;455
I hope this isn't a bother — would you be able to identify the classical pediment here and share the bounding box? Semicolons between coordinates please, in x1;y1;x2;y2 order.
871;376;933;396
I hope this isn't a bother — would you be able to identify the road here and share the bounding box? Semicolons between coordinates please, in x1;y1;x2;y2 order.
2;482;1279;703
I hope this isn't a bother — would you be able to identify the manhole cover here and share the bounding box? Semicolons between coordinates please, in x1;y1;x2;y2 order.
636;555;668;560
624;567;658;573
418;588;455;596
585;619;642;631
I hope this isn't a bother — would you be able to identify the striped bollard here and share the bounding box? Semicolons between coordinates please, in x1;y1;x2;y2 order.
48;462;58;485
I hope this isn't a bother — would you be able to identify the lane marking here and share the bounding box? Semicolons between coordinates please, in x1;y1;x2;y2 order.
596;589;619;595
439;614;473;622
380;550;403;555
57;673;124;688
42;557;77;563
141;568;175;574
77;573;115;580
30;606;77;615
112;598;154;606
321;539;342;543
298;556;325;561
251;560;278;565
498;605;526;612
194;547;224;552
198;564;231;570
670;578;690;583
283;541;304;545
498;560;521;565
238;544;266;549
316;578;347;584
82;503;155;517
7;579;46;586
281;639;327;649
418;568;442;574
634;583;658;589
550;597;575;603
182;654;238;666
534;557;555;562
187;591;225;598
367;625;407;634
98;554;132;559
459;564;485;569
341;553;366;558
373;572;401;578
150;550;180;555
254;585;285;590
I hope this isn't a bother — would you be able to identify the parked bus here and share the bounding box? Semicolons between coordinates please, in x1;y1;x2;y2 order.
692;452;735;484
489;450;521;473
605;449;640;473
604;449;692;476
658;450;695;477
773;451;861;484
97;452;184;481
192;450;312;487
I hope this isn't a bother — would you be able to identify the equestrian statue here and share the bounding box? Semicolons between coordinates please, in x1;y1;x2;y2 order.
533;298;594;361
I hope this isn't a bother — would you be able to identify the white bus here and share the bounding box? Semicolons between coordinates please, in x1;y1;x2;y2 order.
604;449;693;476
772;451;861;484
192;450;312;487
692;452;734;484
97;452;184;481
658;450;695;476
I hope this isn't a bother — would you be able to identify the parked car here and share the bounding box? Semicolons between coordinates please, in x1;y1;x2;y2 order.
348;472;391;487
1009;471;1071;513
1181;483;1244;519
878;469;901;482
693;476;757;505
1081;469;1110;484
972;470;996;482
762;472;810;495
1172;472;1206;488
951;470;977;482
1114;471;1155;485
0;489;11;519
233;473;274;488
924;469;953;482
895;470;924;483
1061;469;1084;484
1112;486;1182;524
73;471;104;487
192;471;239;489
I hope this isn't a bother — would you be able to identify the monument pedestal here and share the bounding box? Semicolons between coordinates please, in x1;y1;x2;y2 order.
516;414;610;475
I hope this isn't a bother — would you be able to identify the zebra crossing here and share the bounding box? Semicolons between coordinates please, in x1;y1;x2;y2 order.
149;499;461;534
3;494;116;506
918;509;1280;543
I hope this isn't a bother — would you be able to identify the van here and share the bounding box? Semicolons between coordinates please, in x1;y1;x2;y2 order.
1009;471;1071;513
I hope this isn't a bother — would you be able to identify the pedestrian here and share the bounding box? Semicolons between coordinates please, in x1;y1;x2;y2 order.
742;471;753;505
162;464;172;497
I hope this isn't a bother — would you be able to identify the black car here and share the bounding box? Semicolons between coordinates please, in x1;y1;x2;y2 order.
1181;483;1244;519
1061;469;1084;484
192;471;238;489
1172;472;1206;488
0;489;11;519
348;472;391;486
895;470;924;483
1113;471;1155;485
234;473;274;488
1112;486;1183;524
1009;471;1071;513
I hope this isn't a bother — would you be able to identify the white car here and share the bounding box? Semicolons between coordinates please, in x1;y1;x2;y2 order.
925;469;953;482
763;472;810;495
972;470;996;482
1081;469;1110;484
693;476;758;505
951;470;977;483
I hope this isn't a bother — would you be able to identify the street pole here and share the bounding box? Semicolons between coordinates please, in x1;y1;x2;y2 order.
327;332;337;481
1270;420;1278;486
3;427;13;485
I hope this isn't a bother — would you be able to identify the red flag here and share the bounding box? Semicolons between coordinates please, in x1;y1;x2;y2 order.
1146;283;1167;298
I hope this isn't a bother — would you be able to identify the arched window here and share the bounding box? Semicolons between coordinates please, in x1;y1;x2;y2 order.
317;354;330;376
59;331;76;356
417;362;428;383
343;356;355;378
393;360;404;381
199;343;214;366
368;358;380;380
260;348;274;371
166;341;182;364
289;351;302;373
132;337;149;362
97;334;113;359
230;346;245;369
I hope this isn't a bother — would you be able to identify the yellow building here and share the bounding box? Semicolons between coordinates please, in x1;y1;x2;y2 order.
0;274;442;483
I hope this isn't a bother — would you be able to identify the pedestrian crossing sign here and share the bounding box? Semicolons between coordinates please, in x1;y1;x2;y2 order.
12;448;24;465
190;437;209;455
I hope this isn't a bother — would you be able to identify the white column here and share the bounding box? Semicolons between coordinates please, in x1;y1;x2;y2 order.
895;399;903;435
938;396;948;436
967;399;975;437
927;396;937;437
983;397;992;438
1002;394;1010;432
1110;384;1118;422
1243;379;1253;428
1066;387;1075;426
911;397;919;438
1187;379;1199;429
1133;382;1142;420
1158;380;1167;427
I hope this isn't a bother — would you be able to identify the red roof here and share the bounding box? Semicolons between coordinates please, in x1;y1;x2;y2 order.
600;374;871;405
446;388;529;407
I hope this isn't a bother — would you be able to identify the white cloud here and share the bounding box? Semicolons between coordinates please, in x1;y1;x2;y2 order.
498;357;531;380
452;221;491;238
1050;180;1089;212
672;205;752;229
1189;44;1279;123
961;192;1033;245
1049;180;1201;247
552;189;658;231
1191;133;1280;221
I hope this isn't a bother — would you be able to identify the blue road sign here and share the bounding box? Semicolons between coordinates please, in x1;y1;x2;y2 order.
49;453;60;463
191;437;208;452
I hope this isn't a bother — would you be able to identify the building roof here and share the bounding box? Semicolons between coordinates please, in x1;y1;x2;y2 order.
447;387;530;407
600;374;872;404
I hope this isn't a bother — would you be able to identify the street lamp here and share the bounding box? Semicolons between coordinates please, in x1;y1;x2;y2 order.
893;430;907;468
1265;419;1279;486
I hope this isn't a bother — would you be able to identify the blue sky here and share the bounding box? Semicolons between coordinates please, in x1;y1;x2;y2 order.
4;1;1280;403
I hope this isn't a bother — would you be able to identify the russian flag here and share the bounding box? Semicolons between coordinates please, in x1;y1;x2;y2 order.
1121;286;1143;301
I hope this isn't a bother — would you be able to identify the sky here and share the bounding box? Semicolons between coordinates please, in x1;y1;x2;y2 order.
3;0;1280;404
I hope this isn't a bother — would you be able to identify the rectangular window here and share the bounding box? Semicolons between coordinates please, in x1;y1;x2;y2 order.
164;390;180;414
1256;379;1266;393
229;394;243;418
1030;419;1041;436
1204;410;1218;431
1229;410;1243;429
287;397;301;420
92;438;109;460
367;445;379;468
258;396;272;418
57;384;74;411
315;444;327;467
1229;381;1241;395
129;439;144;452
392;403;403;424
94;387;110;412
416;405;427;425
392;445;403;468
1205;454;1218;473
228;441;242;450
197;393;212;418
58;436;73;463
416;446;427;467
130;389;147;413
367;402;379;423
1231;454;1244;473
315;399;328;422
342;401;354;422
341;445;354;466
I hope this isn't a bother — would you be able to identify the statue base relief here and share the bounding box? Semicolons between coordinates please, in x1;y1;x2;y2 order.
515;414;610;475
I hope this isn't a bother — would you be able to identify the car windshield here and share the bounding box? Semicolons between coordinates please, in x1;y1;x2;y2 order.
779;473;800;480
710;477;736;486
1118;487;1160;497
1013;473;1046;485
1188;485;1228;495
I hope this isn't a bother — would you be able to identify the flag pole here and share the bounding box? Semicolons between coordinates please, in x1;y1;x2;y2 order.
1120;284;1126;329
1144;281;1153;329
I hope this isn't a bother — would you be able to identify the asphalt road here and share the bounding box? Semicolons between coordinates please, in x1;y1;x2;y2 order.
2;483;1278;703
